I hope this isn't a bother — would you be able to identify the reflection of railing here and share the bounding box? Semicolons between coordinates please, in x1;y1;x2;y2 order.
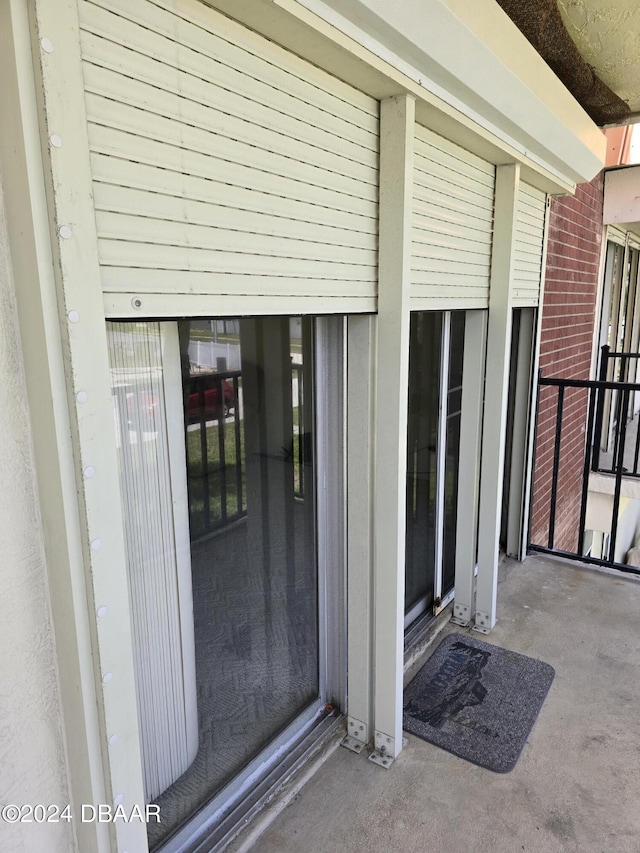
186;364;309;538
529;371;640;575
291;363;306;500
186;371;245;538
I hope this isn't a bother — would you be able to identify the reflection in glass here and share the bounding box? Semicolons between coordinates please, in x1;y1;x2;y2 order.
404;311;465;624
442;312;465;596
109;317;319;849
405;312;442;614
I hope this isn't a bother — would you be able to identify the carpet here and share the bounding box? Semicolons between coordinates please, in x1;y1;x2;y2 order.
403;633;555;773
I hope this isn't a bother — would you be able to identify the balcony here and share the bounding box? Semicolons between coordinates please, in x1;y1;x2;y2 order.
530;347;640;572
229;553;640;853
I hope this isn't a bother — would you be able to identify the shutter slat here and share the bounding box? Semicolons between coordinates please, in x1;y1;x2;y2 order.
95;211;376;265
94;183;376;249
101;267;376;297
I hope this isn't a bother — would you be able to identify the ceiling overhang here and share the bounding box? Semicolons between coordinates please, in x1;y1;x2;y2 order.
495;0;631;126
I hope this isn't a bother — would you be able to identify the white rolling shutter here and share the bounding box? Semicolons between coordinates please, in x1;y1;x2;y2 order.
78;0;379;314
411;124;495;309
513;183;547;307
607;225;627;246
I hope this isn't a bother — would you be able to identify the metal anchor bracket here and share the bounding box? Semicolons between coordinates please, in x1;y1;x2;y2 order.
368;733;408;768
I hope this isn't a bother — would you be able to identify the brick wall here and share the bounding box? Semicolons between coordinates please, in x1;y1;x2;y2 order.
530;174;604;551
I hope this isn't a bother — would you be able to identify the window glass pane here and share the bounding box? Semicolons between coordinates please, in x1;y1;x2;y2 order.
109;317;319;849
442;312;465;595
405;312;442;613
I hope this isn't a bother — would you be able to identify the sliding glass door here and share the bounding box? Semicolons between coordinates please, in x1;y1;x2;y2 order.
108;315;341;851
405;311;466;630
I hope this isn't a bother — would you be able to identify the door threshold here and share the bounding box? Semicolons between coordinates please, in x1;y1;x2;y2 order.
403;604;453;685
185;713;345;853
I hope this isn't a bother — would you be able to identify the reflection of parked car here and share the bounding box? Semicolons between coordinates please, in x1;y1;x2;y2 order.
188;375;236;422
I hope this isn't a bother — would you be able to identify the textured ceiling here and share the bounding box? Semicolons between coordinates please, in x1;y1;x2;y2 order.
557;0;640;114
496;0;630;124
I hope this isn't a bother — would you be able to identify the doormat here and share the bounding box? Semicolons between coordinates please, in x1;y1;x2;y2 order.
403;633;555;773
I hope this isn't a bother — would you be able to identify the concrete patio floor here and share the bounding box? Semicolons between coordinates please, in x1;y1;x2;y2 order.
232;554;640;853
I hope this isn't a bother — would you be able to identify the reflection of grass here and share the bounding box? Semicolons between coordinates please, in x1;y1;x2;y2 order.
186;417;244;469
186;417;245;534
186;408;307;533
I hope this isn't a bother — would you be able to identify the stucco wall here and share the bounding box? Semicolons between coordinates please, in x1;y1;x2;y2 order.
0;176;75;851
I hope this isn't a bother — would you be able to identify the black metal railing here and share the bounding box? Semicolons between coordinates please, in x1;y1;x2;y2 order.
529;370;640;576
593;345;640;477
186;370;245;538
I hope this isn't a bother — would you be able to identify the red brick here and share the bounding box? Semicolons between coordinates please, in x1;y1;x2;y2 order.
531;173;604;553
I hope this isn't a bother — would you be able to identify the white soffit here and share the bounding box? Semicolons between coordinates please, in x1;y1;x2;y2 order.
303;0;605;185
213;0;608;189
203;0;588;191
603;166;640;240
203;0;606;189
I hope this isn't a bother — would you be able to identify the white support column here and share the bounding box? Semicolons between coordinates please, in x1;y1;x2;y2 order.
24;1;148;850
452;310;487;626
372;94;414;764
475;164;520;634
345;315;376;751
0;4;114;852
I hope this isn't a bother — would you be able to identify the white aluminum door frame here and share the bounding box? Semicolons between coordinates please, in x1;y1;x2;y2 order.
315;316;347;710
432;312;451;612
452;310;487;626
504;307;536;559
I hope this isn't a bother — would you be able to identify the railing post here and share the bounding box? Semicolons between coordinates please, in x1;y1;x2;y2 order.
548;385;565;550
592;344;609;471
577;384;598;556
216;375;228;524
233;376;243;514
609;388;630;564
526;368;544;555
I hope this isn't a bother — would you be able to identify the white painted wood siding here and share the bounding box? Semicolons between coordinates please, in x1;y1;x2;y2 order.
411;124;495;309
513;183;547;307
78;0;379;315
